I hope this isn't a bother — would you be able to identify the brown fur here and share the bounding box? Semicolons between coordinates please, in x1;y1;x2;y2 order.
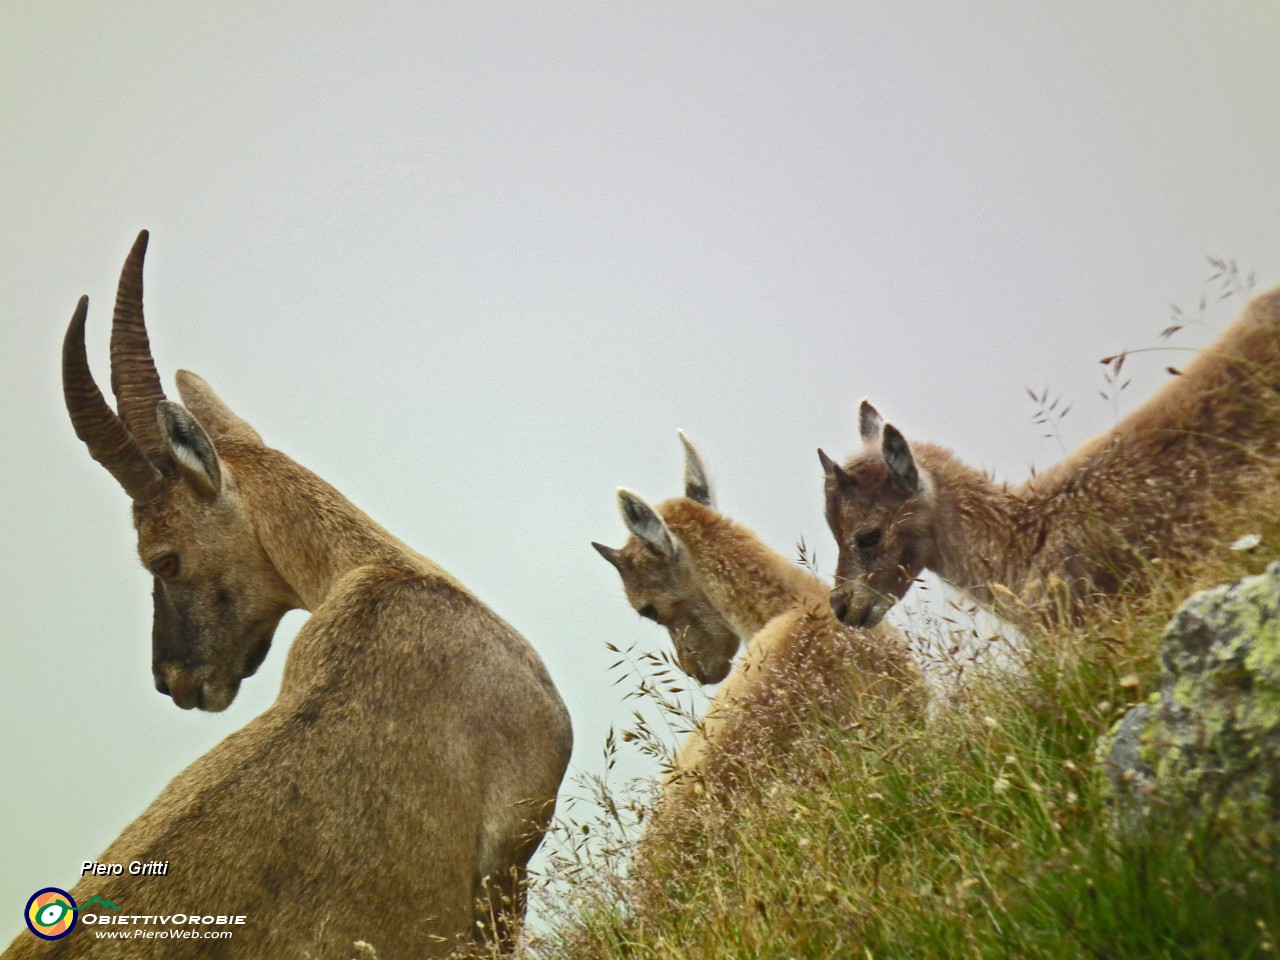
824;285;1280;627
595;438;924;810
9;243;573;958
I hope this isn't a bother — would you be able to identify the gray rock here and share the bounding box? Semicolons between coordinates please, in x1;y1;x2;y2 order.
1098;559;1280;839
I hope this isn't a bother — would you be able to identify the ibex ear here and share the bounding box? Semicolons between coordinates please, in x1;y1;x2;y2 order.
882;424;920;492
175;370;263;445
617;489;677;559
859;399;884;445
678;430;715;508
157;401;224;498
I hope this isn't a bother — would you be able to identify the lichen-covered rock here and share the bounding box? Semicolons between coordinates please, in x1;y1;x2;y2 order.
1099;559;1280;838
1097;701;1155;830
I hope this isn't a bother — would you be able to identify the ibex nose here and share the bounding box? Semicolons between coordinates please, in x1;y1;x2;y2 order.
157;664;200;710
830;588;851;625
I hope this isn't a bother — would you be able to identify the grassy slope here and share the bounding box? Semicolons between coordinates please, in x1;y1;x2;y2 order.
535;277;1280;959
538;547;1280;959
535;484;1280;959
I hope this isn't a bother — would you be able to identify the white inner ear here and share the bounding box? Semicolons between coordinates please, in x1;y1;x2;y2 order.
159;402;222;495
678;430;716;509
882;429;919;491
170;436;211;478
886;447;909;480
618;489;677;558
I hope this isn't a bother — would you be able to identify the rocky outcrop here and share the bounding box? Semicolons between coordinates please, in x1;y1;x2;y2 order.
1099;559;1280;838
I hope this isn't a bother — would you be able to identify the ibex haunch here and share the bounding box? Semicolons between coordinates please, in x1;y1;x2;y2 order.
593;433;923;801
822;284;1280;628
5;231;572;958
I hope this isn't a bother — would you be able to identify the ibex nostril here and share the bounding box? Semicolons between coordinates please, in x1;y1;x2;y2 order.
154;674;170;696
830;590;851;625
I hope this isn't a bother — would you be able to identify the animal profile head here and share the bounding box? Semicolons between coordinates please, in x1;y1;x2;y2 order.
591;432;740;685
62;232;294;711
820;400;934;628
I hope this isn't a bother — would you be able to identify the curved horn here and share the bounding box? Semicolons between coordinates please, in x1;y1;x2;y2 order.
109;230;168;458
63;296;166;502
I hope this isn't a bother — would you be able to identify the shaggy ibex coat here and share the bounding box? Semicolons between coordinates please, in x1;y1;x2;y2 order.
594;434;923;803
4;232;572;959
823;284;1280;628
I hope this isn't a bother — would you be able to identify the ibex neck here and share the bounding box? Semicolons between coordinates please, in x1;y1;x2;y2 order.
929;288;1280;606
227;445;448;612
663;500;828;643
915;444;1034;602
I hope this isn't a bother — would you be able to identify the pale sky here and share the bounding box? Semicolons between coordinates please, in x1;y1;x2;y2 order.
2;1;1278;943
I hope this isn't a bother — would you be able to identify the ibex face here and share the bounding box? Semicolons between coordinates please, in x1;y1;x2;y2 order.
134;434;294;711
821;401;934;628
62;232;294;711
592;435;740;685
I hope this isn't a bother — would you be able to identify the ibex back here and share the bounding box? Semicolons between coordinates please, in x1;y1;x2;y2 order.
4;232;572;958
822;284;1280;628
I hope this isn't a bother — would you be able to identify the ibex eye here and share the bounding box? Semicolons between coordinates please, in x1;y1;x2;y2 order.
151;554;180;578
854;529;883;551
638;605;660;622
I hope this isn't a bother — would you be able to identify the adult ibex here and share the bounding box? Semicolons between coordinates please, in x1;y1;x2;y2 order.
5;232;572;958
822;284;1280;629
593;433;922;803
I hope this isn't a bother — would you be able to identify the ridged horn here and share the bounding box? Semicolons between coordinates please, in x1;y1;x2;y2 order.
63;295;166;503
109;229;168;458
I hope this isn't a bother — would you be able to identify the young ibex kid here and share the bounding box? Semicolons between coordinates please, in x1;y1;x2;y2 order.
594;433;923;803
822;284;1280;628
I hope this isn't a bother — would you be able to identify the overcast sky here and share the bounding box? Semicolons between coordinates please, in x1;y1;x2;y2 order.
2;1;1278;943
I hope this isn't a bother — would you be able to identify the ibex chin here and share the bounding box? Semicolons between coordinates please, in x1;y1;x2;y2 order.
5;231;572;958
593;433;923;802
822;284;1280;629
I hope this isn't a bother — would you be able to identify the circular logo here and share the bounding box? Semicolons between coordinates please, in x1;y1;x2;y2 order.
24;888;78;941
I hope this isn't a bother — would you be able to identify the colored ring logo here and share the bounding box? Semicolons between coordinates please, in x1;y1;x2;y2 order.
25;888;78;941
